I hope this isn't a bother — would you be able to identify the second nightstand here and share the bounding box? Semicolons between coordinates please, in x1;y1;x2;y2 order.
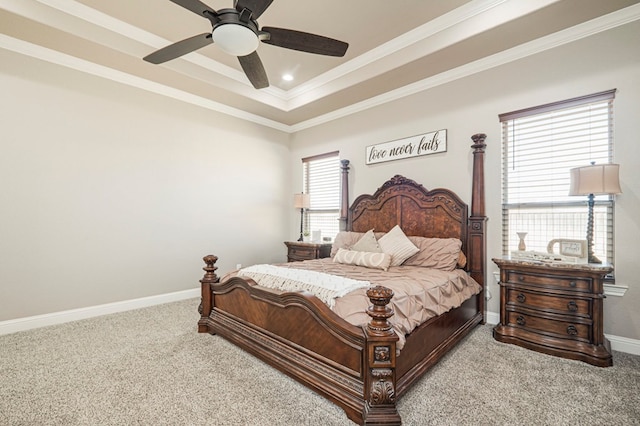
492;257;613;367
285;241;332;262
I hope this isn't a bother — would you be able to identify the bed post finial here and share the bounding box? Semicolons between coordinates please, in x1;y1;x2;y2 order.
339;159;350;231
366;286;395;334
469;133;487;324
198;255;219;333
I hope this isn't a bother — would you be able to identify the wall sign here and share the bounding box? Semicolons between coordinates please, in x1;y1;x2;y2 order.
365;129;447;165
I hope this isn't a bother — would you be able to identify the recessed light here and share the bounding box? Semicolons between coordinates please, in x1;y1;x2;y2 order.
282;73;294;81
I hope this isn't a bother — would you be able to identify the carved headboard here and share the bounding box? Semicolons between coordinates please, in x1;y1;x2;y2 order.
347;175;469;255
338;134;487;318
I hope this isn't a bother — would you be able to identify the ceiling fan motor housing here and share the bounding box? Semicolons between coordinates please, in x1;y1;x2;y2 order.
211;9;260;56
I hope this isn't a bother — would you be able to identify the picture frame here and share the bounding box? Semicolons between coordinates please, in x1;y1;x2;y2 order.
547;239;587;259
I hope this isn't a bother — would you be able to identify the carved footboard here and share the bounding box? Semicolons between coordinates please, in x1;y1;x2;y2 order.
198;255;403;425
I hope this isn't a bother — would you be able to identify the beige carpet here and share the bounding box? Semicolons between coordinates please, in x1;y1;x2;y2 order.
1;298;639;425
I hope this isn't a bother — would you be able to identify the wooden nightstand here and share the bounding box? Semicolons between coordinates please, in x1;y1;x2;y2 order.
285;241;332;262
492;257;613;367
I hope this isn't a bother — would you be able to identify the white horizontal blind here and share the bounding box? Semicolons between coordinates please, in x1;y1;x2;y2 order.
302;152;340;240
500;90;616;263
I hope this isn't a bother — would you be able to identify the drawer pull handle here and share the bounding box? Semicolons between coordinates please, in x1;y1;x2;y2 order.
518;275;525;282
567;325;578;336
569;281;577;287
567;301;578;312
516;316;526;326
516;293;526;303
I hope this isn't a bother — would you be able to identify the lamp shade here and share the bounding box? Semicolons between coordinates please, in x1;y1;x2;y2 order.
569;163;622;196
293;193;310;209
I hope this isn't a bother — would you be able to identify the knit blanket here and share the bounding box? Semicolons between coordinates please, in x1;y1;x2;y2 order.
238;264;371;309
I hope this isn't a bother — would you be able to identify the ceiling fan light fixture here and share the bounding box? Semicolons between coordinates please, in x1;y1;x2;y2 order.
145;1;349;90
212;24;259;56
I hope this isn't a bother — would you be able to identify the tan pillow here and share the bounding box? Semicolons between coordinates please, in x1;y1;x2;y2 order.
404;236;463;271
377;225;420;266
351;229;382;253
330;231;384;257
333;248;391;271
331;232;366;257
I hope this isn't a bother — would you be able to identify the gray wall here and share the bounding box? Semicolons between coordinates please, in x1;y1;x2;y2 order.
0;48;290;320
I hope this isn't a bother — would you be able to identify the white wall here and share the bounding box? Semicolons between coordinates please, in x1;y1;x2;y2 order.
290;21;640;340
0;49;290;321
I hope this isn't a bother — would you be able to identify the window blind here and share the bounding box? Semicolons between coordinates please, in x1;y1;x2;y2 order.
500;90;616;263
302;151;340;240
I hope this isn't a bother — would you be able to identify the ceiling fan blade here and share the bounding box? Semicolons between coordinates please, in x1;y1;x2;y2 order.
235;0;273;19
261;27;348;57
143;33;213;64
238;51;269;89
170;0;217;17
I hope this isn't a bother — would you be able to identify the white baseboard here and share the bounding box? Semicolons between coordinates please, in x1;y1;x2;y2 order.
486;310;500;325
606;334;640;356
485;310;640;356
0;288;200;336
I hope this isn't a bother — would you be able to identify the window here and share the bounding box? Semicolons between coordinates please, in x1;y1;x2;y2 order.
302;151;341;241
500;90;616;264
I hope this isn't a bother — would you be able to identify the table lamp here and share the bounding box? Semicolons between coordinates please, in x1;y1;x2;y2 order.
569;163;621;263
293;193;310;241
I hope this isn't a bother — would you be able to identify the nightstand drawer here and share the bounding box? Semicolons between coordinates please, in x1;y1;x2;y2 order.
285;242;332;262
506;311;591;342
506;288;591;317
288;246;316;261
504;270;592;293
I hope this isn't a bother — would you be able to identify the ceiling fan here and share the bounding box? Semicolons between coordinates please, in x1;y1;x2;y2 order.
143;0;349;89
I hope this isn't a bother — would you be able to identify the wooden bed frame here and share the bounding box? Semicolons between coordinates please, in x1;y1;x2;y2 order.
198;133;487;425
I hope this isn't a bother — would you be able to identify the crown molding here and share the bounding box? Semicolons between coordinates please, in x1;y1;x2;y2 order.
0;33;291;132
19;0;558;110
1;1;638;132
289;3;640;132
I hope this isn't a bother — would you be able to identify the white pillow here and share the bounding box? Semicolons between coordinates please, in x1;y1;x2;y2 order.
378;225;420;266
351;229;382;253
333;248;392;271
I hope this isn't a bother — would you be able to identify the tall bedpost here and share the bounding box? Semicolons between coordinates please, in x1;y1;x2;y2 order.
198;255;219;333
363;286;401;425
468;133;487;324
339;159;350;231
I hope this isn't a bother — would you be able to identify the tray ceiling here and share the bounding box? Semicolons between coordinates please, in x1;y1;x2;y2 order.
1;0;639;132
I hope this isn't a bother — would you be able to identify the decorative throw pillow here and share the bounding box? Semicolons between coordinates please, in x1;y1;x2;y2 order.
351;229;382;253
333;248;392;271
330;231;385;257
403;236;463;271
377;225;420;266
331;232;366;257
